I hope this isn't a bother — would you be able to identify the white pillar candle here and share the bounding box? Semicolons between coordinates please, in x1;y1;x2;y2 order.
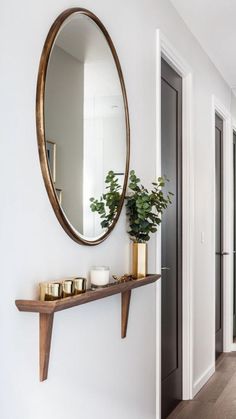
90;266;110;286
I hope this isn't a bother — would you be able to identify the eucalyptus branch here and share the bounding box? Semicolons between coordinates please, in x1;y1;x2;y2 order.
90;171;121;229
126;170;173;243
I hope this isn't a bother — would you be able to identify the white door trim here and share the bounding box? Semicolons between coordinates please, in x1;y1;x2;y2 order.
212;96;233;355
156;31;194;419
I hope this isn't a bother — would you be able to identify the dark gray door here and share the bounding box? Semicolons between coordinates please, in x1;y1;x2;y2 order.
215;114;224;359
233;131;236;339
161;58;182;419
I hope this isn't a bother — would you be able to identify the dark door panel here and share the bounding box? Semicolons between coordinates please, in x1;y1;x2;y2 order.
215;114;223;359
161;58;182;419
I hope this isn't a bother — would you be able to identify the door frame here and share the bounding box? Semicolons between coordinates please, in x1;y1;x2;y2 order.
231;119;236;351
156;31;194;417
212;97;233;355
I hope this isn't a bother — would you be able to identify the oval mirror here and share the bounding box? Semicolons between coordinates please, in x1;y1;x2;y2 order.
36;8;130;245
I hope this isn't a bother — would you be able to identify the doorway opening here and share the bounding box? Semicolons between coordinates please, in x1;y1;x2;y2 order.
161;58;183;419
212;97;233;356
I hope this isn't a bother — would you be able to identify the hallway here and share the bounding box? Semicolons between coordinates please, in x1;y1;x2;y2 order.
168;353;236;418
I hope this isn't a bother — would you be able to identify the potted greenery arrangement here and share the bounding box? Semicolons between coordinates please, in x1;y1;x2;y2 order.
90;170;173;278
126;170;172;278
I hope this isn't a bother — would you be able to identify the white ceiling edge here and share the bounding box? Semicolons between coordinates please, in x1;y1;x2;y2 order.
170;0;236;98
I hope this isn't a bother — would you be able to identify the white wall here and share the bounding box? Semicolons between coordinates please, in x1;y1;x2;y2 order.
45;45;84;232
0;0;233;418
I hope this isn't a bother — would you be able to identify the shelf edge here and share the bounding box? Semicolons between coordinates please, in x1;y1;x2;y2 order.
15;274;161;314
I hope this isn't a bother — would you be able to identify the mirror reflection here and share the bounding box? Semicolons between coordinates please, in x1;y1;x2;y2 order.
44;13;127;240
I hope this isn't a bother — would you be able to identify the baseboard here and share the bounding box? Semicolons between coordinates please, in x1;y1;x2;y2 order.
231;343;236;351
192;364;215;397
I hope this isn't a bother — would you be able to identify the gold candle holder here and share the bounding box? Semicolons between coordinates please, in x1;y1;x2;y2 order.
74;277;87;295
62;279;75;298
40;282;62;301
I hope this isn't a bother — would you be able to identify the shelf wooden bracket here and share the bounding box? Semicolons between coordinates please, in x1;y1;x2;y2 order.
39;313;54;381
121;290;131;338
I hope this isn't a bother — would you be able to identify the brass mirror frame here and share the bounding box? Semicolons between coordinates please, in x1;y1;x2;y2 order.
36;8;130;245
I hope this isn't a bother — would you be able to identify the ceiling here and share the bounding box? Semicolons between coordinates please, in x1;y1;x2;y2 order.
170;0;236;95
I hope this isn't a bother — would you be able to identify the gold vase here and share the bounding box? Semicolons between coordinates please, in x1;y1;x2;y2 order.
132;242;147;279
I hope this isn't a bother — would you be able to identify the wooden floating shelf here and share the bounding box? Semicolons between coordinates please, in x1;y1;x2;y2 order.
15;274;160;381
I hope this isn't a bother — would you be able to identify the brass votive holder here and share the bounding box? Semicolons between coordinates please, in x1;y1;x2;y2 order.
74;277;87;295
40;282;62;301
62;279;75;298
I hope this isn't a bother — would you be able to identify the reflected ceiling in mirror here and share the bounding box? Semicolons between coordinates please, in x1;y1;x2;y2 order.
36;9;130;245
